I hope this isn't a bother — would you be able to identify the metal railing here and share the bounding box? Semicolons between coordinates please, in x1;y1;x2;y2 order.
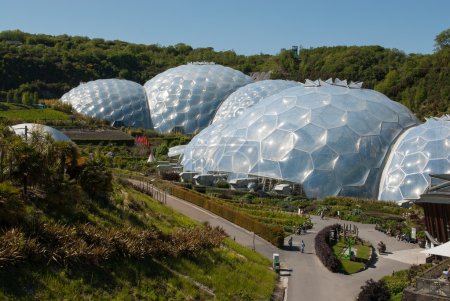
415;277;450;297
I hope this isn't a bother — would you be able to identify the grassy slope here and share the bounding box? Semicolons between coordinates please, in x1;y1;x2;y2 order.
0;103;70;122
0;182;276;300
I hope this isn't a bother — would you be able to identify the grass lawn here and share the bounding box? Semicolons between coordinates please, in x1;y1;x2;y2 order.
0;108;70;122
331;238;372;274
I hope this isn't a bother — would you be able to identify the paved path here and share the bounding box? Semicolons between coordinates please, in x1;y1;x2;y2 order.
127;179;425;301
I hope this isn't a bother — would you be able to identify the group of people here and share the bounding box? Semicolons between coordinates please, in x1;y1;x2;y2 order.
287;237;305;253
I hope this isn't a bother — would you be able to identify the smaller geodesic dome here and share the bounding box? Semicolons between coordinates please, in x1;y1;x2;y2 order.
144;62;253;134
212;80;300;123
61;79;153;129
378;115;450;202
180;79;420;199
11;123;71;142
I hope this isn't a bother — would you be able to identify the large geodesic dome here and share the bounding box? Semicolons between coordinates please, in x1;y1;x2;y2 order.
212;80;300;123
180;79;420;199
144;62;253;134
11;123;71;142
61;79;153;129
378;116;450;202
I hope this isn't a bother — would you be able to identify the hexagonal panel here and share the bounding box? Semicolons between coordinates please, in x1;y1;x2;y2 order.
61;79;153;129
180;82;419;199
144;63;252;133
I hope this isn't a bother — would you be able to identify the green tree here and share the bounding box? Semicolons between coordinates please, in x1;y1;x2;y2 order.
21;92;30;105
79;156;112;201
434;28;450;51
155;141;169;159
6;91;12;103
13;91;19;104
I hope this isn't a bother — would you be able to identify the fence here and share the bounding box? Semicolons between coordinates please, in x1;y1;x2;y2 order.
113;170;285;247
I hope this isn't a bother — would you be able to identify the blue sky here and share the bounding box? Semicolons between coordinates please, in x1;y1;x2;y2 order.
0;0;448;55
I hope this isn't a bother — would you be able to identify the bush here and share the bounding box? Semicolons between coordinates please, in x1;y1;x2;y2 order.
216;180;230;189
357;279;390;301
78;157;112;201
315;224;341;272
161;172;180;181
193;185;206;193
166;183;285;247
0;182;26;227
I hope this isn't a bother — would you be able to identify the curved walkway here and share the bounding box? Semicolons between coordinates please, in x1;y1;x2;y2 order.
127;179;426;301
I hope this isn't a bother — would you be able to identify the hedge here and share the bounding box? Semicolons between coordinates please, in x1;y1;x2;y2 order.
167;183;285;247
315;223;342;272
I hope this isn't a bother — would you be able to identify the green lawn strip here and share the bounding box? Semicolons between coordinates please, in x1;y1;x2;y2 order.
331;239;371;274
0;108;70;121
164;239;276;300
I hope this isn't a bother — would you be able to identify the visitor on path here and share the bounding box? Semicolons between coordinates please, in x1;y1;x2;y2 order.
288;237;293;247
300;240;305;253
320;210;324;220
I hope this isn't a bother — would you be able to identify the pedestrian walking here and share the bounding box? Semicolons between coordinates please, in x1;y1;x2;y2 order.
300;240;305;253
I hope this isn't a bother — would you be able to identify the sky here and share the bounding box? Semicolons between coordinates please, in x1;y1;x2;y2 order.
0;0;449;55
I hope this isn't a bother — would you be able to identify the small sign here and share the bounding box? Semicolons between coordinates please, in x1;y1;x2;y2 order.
411;227;416;240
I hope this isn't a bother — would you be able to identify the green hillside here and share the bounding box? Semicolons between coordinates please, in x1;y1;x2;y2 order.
0;126;276;300
0;29;448;119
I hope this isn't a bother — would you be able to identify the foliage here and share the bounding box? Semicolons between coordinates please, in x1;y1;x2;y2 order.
0;29;448;119
0;182;26;227
155;141;169;159
314;224;342;272
380;264;432;300
0;171;276;300
331;237;372;274
78;155;112;200
357;279;390;301
160;172;180;181
0;222;226;268
160;181;286;247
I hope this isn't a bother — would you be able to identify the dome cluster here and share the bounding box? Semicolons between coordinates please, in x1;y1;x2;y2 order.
180;79;419;199
60;61;447;203
378;116;450;201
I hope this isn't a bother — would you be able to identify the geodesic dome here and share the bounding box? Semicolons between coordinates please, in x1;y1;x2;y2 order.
212;80;300;123
180;79;420;199
61;79;153;129
11;123;71;142
378;116;450;202
144;62;253;134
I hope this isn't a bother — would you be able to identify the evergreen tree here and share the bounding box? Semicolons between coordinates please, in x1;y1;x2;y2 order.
32;92;39;104
13;91;19;104
6;91;12;103
21;92;30;105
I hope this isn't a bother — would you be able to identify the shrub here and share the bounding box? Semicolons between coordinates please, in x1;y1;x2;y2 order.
78;157;112;201
161;172;180;181
216;180;230;189
357;279;390;301
315;224;341;272
0;182;26;227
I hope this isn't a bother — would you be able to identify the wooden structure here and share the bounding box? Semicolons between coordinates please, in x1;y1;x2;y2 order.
414;174;450;244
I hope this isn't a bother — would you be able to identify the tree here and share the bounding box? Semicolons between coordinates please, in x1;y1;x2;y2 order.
155;141;169;159
32;92;39;104
434;28;450;51
13;91;19;104
6;91;12;103
21;92;30;105
357;279;390;301
79;156;112;201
